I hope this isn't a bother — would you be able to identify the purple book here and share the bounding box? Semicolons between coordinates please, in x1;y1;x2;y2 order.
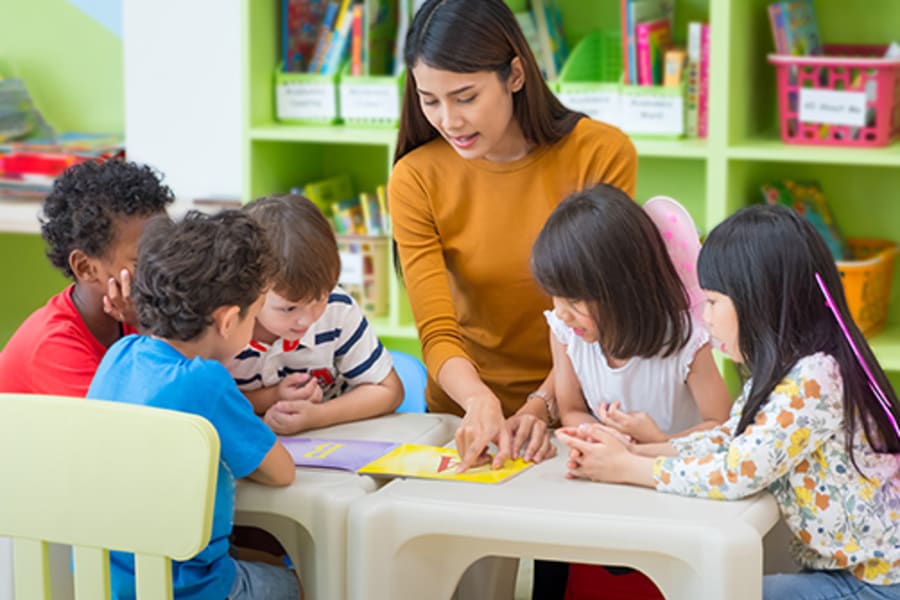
279;437;399;471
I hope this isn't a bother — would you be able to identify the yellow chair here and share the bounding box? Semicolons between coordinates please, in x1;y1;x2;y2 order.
0;394;220;600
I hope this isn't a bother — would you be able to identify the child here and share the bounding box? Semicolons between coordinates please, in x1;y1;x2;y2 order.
88;210;300;600
0;159;173;396
557;204;900;599
230;194;403;435
531;183;731;443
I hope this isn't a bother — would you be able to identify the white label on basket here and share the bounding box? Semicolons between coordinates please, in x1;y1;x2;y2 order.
341;83;400;120
339;250;364;286
277;82;336;120
799;88;866;127
557;91;620;125
619;94;684;135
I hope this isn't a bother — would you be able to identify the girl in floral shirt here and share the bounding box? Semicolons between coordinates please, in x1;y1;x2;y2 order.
557;204;900;599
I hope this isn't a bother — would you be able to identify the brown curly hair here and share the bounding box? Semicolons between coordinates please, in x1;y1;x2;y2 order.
133;210;276;341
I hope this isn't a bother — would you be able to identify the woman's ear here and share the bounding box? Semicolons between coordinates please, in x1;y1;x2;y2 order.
509;56;526;93
211;305;242;338
69;249;99;284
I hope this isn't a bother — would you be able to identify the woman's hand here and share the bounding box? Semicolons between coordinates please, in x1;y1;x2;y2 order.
597;402;667;443
506;412;556;463
455;394;510;472
103;269;138;327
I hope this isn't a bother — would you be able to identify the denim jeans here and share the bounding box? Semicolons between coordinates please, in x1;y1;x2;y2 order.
764;570;900;600
228;559;299;600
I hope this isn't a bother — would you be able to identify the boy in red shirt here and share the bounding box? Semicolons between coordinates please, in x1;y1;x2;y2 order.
0;160;173;396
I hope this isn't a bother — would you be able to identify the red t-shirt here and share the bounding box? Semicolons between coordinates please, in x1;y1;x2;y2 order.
0;285;136;397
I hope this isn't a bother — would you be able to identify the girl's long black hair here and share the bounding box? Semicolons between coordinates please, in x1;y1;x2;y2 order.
698;204;900;467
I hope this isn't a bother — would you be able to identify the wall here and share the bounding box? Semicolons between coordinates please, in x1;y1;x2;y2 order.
122;0;243;201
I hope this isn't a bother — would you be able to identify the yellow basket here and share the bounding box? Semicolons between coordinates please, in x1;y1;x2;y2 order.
837;238;899;336
336;234;389;318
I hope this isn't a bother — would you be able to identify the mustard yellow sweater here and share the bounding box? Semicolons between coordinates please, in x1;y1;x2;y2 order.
389;118;637;416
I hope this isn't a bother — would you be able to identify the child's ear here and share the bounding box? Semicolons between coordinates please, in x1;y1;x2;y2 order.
509;56;526;93
211;305;242;338
69;250;99;283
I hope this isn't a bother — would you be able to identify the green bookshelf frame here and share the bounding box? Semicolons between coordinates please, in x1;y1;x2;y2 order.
243;0;900;367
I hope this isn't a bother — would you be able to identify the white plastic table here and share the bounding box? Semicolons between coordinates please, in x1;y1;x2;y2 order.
235;412;460;600
346;446;780;600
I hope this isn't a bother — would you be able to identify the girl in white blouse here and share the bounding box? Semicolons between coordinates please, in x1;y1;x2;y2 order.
531;183;731;443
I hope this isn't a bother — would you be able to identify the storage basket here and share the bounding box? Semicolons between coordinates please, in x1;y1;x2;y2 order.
275;62;340;124
336;234;389;318
339;65;404;127
556;30;622;125
768;45;900;147
837;238;898;336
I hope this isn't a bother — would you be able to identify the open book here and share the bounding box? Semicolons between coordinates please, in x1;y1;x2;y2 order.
280;437;532;484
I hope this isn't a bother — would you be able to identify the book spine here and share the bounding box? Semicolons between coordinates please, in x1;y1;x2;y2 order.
685;21;702;137
350;3;364;76
620;0;631;84
698;23;711;138
531;0;557;80
663;48;685;87
308;1;339;73
321;6;354;74
768;3;787;55
635;22;653;86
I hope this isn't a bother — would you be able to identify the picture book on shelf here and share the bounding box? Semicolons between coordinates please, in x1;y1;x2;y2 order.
283;0;331;72
635;18;670;86
280;437;533;484
621;0;674;85
761;180;848;260
767;0;822;56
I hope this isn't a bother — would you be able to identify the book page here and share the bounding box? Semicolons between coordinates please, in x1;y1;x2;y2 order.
358;444;532;483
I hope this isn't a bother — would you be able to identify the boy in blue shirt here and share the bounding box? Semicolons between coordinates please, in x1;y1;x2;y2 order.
88;210;300;600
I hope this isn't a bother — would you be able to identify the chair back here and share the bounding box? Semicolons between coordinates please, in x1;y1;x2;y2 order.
388;350;428;413
0;393;219;600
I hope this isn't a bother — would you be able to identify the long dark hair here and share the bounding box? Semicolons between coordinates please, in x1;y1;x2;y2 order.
394;0;583;163
531;184;691;359
698;204;900;464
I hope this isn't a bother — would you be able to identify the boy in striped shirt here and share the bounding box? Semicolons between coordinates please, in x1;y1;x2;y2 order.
229;194;403;435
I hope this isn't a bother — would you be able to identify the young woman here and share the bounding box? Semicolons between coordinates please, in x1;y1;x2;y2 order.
557;204;900;600
389;0;637;476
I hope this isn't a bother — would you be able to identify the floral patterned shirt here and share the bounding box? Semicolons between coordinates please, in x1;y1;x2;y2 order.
654;353;900;585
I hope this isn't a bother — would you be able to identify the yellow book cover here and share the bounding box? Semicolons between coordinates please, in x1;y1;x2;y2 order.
357;443;532;484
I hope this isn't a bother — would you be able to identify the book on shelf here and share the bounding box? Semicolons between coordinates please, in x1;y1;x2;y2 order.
761;180;848;260
531;0;568;81
767;0;822;56
635;18;670;86
308;1;341;73
280;437;533;484
685;21;702;137
697;22;710;138
621;0;675;85
663;47;686;87
282;0;332;72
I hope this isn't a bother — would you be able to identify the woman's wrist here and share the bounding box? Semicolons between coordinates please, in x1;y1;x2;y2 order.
526;390;559;426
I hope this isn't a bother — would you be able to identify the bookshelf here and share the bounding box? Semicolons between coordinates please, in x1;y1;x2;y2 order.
242;0;900;368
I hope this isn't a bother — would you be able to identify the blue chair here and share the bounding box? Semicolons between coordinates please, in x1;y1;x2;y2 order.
389;350;428;413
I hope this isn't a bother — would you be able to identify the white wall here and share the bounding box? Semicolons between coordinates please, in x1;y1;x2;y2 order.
123;0;243;201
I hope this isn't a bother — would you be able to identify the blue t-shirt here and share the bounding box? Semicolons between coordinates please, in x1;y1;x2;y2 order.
88;335;277;600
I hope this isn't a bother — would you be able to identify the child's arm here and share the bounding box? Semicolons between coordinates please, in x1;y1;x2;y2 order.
598;344;731;442
245;439;296;487
551;335;598;428
265;369;403;435
674;343;731;436
243;372;321;415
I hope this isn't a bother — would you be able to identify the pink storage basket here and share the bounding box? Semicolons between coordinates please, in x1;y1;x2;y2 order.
768;45;900;147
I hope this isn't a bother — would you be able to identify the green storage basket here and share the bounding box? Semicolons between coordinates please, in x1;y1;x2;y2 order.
556;31;623;125
339;64;405;127
275;62;340;125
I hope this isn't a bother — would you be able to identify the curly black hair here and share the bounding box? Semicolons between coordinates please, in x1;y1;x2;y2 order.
132;210;276;341
40;159;174;278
